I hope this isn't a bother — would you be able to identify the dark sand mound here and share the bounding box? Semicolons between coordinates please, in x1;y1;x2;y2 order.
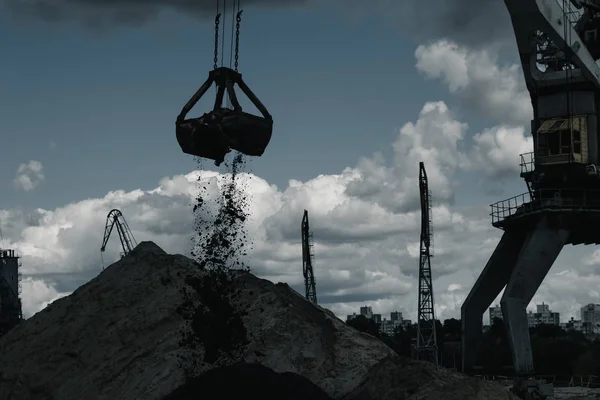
0;242;517;400
163;362;335;400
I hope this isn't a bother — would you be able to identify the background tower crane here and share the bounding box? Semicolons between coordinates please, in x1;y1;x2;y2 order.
415;162;438;364
301;210;318;305
100;209;138;269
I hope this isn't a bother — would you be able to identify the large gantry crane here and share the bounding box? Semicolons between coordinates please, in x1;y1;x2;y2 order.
301;210;318;305
462;0;600;397
100;209;138;269
414;162;438;364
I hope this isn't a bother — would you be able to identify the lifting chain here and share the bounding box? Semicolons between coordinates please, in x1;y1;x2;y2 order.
234;9;243;71
214;13;221;70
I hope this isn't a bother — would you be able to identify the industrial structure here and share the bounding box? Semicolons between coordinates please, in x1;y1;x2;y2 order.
301;210;317;305
100;209;138;269
0;248;23;336
462;0;600;397
414;162;438;364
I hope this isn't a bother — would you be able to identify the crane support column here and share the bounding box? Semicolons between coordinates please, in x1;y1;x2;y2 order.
461;231;525;372
463;216;572;375
501;220;569;375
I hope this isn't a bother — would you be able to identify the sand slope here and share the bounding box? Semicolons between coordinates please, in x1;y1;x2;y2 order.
0;242;517;400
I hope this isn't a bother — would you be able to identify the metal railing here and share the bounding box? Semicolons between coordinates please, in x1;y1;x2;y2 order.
520;152;535;175
491;192;531;225
490;188;600;225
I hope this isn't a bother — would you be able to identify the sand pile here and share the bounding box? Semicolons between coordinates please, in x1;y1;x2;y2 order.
0;241;517;400
345;356;518;400
163;362;335;400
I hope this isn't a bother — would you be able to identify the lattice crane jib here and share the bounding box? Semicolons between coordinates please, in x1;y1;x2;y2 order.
100;209;138;268
301;210;318;305
415;162;438;364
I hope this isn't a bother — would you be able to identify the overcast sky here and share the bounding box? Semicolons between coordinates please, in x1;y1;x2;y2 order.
1;0;598;323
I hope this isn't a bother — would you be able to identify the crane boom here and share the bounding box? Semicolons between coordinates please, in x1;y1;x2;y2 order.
100;209;137;257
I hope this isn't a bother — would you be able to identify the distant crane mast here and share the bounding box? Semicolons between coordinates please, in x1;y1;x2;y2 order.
301;210;318;305
100;209;138;269
415;162;438;364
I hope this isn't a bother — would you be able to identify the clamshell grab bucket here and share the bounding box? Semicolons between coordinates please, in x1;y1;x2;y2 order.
176;117;231;164
176;67;273;165
219;111;273;156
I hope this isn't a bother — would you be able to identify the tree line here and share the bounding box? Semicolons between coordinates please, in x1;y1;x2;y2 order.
346;315;600;376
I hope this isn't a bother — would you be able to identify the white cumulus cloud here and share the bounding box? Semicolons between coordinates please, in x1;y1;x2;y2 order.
13;160;45;192
415;39;532;127
470;126;534;179
415;40;534;180
20;277;71;317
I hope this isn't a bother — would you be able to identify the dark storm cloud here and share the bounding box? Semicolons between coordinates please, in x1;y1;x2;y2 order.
3;0;308;25
5;0;514;50
349;0;513;49
408;0;512;47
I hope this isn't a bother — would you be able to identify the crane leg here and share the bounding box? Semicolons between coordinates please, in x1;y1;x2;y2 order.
461;230;526;373
501;218;568;376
